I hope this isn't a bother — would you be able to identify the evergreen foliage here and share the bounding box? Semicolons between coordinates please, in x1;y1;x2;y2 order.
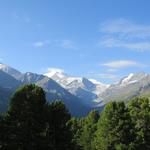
79;110;99;150
0;84;149;150
1;84;47;149
94;102;135;150
128;97;150;150
45;101;74;150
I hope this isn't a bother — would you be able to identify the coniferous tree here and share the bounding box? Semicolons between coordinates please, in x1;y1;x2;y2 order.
1;84;47;150
45;101;74;150
0;115;5;148
67;117;83;150
0;83;149;150
128;97;150;150
79;110;99;150
94;102;135;150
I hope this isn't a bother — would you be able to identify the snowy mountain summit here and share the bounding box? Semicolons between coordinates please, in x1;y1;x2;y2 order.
44;68;110;106
119;72;148;86
44;68;66;81
0;63;22;79
1;64;149;110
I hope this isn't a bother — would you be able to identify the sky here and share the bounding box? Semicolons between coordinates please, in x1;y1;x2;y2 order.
1;0;150;83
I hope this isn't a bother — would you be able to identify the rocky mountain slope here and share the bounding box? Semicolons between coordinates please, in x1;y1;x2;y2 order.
44;69;109;107
0;64;90;116
97;72;150;105
0;63;150;116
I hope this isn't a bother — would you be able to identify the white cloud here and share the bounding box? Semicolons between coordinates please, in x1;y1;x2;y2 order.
99;38;150;52
33;40;52;48
33;42;45;47
101;60;146;69
87;71;119;81
44;68;64;78
106;68;118;72
95;73;118;80
99;19;150;51
100;19;150;38
47;68;64;73
33;39;76;49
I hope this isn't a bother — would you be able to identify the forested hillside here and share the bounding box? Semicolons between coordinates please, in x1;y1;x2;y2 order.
0;84;149;150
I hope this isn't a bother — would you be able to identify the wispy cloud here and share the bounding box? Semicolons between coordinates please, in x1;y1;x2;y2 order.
100;19;150;38
99;37;150;52
33;40;50;48
33;39;77;49
101;60;146;69
106;68;118;73
44;68;64;78
47;68;64;73
95;73;118;80
87;71;119;81
99;19;150;51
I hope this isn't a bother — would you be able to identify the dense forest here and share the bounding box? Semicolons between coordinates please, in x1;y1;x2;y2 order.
0;84;149;150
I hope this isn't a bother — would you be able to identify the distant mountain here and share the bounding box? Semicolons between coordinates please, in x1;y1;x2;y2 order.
0;70;22;113
44;69;109;107
20;72;90;116
98;72;150;104
0;70;21;90
0;65;90;116
0;63;150;116
0;86;13;112
19;72;45;84
0;63;22;79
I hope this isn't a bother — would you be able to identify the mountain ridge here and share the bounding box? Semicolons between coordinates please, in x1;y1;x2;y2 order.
0;63;150;116
0;64;91;116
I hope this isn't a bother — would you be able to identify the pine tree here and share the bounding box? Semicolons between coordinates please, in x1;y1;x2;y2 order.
79;110;99;150
94;102;135;150
2;84;47;150
45;101;74;150
128;97;150;150
67;117;83;150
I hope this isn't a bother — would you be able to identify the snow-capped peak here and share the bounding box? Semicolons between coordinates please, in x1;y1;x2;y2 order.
89;79;102;85
65;77;82;84
44;68;66;79
89;79;109;86
121;73;134;84
44;68;110;100
88;79;110;95
0;63;11;71
0;63;22;79
120;72;148;86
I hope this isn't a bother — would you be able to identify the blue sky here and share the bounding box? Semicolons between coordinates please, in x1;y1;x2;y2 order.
1;0;150;83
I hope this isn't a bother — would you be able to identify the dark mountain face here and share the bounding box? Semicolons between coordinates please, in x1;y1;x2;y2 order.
0;71;21;90
0;63;22;79
0;71;22;113
21;73;91;116
0;70;90;116
19;72;45;84
1;63;150;117
82;77;96;91
97;72;150;104
0;86;12;112
44;70;110;107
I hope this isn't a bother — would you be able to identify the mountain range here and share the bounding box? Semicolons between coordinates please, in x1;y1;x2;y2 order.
0;63;150;116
